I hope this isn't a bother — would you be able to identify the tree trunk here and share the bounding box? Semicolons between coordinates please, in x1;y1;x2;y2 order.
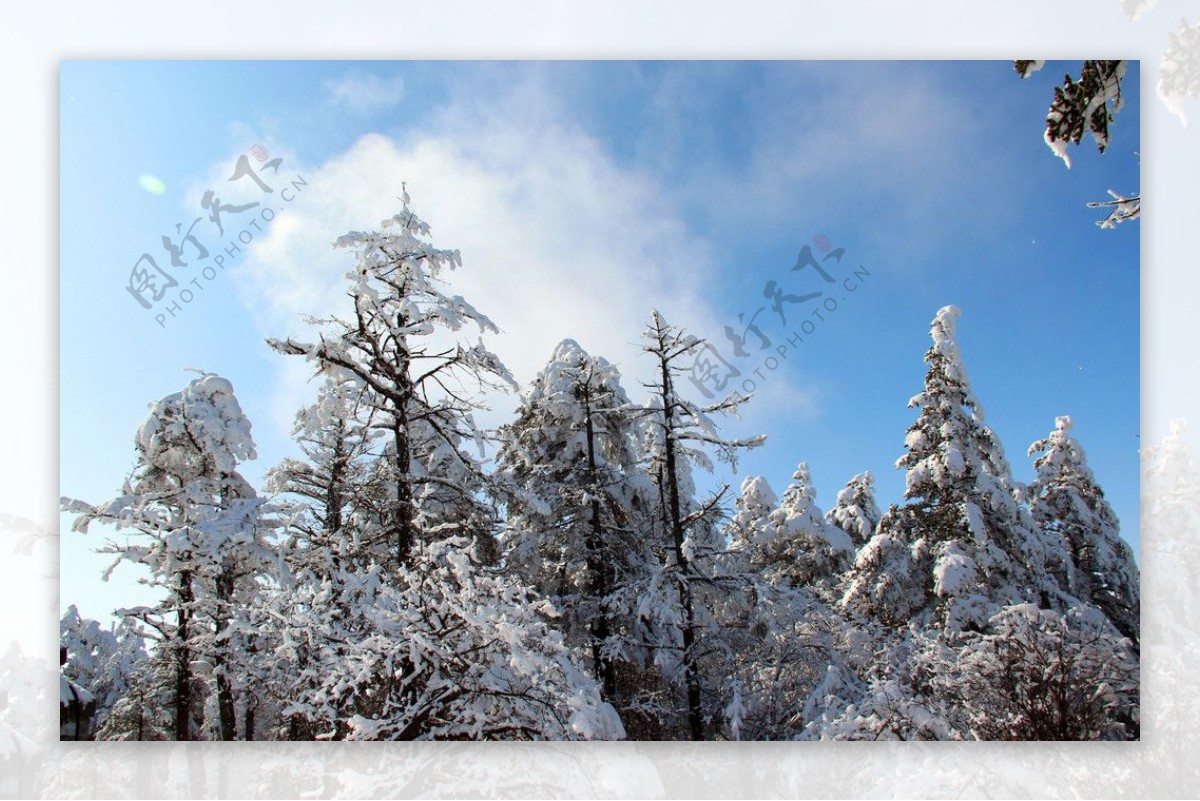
244;697;256;741
658;353;704;741
582;387;616;702
393;416;414;564
392;313;416;567
214;562;237;741
175;570;194;741
325;428;347;537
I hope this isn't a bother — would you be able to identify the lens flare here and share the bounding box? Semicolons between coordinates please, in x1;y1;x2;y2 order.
138;174;166;195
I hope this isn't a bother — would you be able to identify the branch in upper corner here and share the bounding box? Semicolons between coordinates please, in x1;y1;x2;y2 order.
1087;190;1141;229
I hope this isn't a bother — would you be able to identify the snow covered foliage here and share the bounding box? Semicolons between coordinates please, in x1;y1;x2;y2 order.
716;472;858;740
267;186;515;567
59;190;1136;742
270;538;624;741
59;606;148;739
930;604;1139;740
813;599;1137;742
1013;60;1045;79
826;471;882;549
1015;60;1139;228
1027;416;1140;644
641;310;765;740
1017;60;1128;166
715;590;850;741
734;464;853;591
724;475;779;565
259;194;620;741
495;339;667;733
1087;189;1141;230
265;377;387;575
806;307;1139;742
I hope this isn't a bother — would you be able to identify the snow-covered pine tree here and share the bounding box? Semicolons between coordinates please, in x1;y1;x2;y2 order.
641;310;764;740
261;377;387;738
826;471;882;550
267;186;516;567
1027;416;1140;645
264;192;621;740
92;642;170;741
844;305;1064;634
61;373;272;741
757;463;854;591
496;339;663;720
820;307;1136;741
266;377;385;576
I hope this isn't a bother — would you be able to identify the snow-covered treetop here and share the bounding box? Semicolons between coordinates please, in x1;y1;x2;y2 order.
738;475;779;519
269;189;516;407
725;475;778;554
931;304;961;344
332;191;497;340
332;186;482;335
135;372;256;481
826;471;881;548
642;310;765;472
898;305;1018;502
732;464;853;589
922;305;973;397
500;338;640;478
1027;415;1095;490
773;464;854;557
525;339;627;412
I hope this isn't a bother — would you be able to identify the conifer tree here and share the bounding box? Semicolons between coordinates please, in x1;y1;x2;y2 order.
719;471;852;740
267;186;516;567
844;305;1060;634
62;373;271;740
826;471;882;549
59;606;148;738
1028;416;1140;644
641;310;763;740
264;192;620;740
496;339;660;711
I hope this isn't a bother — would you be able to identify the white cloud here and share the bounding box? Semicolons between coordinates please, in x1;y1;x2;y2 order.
185;64;998;478
325;72;406;114
227;86;728;440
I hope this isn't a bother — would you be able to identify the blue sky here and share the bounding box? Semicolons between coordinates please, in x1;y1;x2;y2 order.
60;61;1140;623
